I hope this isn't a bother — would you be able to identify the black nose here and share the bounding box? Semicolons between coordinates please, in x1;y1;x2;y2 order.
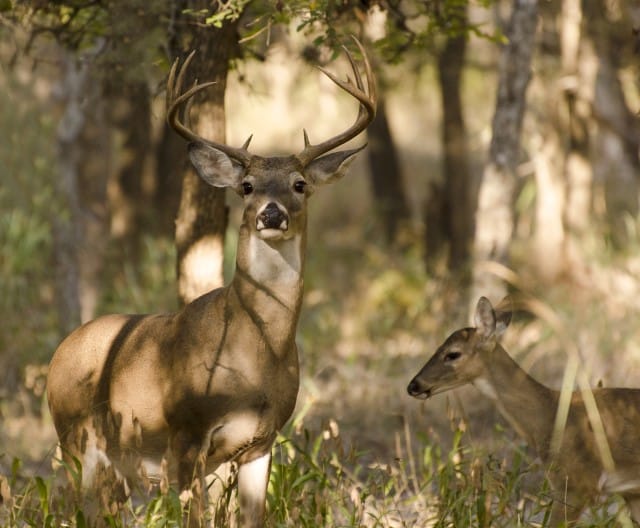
407;379;420;395
258;202;288;230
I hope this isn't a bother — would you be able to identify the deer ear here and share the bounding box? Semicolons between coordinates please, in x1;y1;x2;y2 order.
494;296;513;338
305;146;365;187
188;141;244;190
474;297;497;338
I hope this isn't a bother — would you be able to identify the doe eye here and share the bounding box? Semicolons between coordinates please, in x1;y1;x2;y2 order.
444;351;462;362
293;180;307;194
242;182;254;195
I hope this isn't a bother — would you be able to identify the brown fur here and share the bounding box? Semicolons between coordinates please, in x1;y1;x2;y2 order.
408;297;640;525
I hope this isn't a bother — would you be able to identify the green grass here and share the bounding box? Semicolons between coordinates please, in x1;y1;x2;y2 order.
1;415;631;527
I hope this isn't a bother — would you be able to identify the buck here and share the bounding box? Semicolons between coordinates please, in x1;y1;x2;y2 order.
47;39;376;527
407;297;640;525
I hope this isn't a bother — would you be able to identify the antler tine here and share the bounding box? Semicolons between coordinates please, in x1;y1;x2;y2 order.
297;36;377;167
166;51;252;166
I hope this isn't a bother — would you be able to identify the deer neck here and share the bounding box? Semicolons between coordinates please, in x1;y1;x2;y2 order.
232;223;306;322
474;344;559;457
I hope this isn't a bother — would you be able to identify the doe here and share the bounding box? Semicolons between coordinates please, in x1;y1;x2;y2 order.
407;296;640;525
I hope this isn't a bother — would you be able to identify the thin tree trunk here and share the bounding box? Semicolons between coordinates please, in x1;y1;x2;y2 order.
367;97;411;245
530;1;574;282
53;51;83;333
532;120;565;281
52;42;109;331
105;79;152;258
77;78;111;323
101;2;155;258
425;181;445;273
171;5;241;304
593;60;640;247
154;122;185;237
584;0;640;247
472;0;538;301
436;20;472;277
562;0;593;239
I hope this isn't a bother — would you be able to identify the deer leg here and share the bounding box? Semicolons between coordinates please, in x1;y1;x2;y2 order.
172;432;206;528
58;421;129;524
238;451;272;528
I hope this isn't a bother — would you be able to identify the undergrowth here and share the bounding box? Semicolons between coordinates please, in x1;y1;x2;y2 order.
0;413;630;527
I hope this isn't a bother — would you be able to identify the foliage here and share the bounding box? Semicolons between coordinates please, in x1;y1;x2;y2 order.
2;411;632;527
0;68;59;366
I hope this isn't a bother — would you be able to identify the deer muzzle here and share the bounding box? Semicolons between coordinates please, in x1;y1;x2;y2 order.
256;202;289;232
407;378;432;399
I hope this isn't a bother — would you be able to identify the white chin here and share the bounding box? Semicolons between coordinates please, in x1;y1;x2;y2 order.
258;228;287;240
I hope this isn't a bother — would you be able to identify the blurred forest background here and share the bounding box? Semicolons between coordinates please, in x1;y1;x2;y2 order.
1;0;640;525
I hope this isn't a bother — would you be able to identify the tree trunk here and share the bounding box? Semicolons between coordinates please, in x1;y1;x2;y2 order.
593;60;640;247
52;42;110;331
154;122;185;237
52;51;83;333
529;0;574;282
367;97;411;245
472;0;538;301
104;79;152;259
585;0;640;247
170;5;241;304
561;0;593;239
435;19;473;278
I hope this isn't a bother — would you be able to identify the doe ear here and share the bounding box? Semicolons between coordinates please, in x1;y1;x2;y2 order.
188;141;244;191
474;296;512;341
494;296;513;338
474;296;496;338
305;145;365;187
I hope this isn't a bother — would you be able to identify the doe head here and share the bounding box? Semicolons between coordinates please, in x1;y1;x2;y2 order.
407;296;512;399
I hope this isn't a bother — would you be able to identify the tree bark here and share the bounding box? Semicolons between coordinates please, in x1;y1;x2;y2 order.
367;97;411;245
52;42;110;330
170;5;241;304
593;59;640;247
585;0;640;247
561;0;593;238
435;20;473;278
472;0;538;301
154;122;185;237
52;51;83;333
529;0;573;282
104;79;152;259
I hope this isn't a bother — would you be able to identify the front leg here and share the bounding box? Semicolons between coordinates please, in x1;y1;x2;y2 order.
171;431;206;527
238;451;272;528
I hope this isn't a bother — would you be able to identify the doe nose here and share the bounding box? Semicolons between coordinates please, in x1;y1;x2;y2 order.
407;379;420;396
258;202;288;230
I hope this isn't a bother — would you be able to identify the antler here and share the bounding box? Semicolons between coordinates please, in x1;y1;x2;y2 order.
166;50;252;166
296;36;377;167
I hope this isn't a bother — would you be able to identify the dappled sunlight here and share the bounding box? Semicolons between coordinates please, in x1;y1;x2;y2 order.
2;1;640;525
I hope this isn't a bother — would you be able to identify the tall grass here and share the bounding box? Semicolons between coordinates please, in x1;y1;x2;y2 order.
1;411;629;527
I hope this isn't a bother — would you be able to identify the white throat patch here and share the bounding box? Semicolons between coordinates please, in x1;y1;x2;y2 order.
473;377;499;400
247;233;302;285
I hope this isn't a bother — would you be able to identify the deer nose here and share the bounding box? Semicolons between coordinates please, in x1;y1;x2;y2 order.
407;379;423;396
257;202;289;231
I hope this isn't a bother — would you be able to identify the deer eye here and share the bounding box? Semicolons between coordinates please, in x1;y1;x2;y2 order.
444;351;462;362
293;180;306;194
242;182;254;195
